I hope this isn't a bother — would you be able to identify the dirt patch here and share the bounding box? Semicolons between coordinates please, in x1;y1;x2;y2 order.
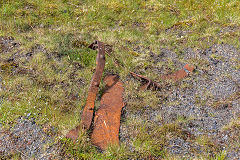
0;36;20;54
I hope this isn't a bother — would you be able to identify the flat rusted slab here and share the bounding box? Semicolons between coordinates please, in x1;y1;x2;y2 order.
131;64;195;90
91;74;125;150
66;41;106;141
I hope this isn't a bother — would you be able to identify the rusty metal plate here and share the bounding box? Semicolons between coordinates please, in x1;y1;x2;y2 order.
91;74;125;150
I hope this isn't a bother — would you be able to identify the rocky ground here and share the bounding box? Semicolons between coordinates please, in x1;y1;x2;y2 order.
0;36;239;159
0;36;65;159
120;43;240;159
0;117;63;160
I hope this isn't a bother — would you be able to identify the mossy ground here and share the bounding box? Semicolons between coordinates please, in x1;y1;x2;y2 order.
0;0;239;159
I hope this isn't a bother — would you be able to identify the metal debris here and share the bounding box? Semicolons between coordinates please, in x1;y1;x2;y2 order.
130;64;195;90
91;74;125;150
130;71;162;90
89;42;122;67
66;41;106;140
66;40;194;150
162;64;195;81
81;41;106;130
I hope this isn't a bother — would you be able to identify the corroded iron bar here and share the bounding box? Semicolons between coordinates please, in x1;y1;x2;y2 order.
66;41;106;141
81;41;105;130
130;64;195;90
130;71;162;90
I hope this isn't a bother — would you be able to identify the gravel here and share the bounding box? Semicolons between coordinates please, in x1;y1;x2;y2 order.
0;118;62;160
120;44;240;159
0;36;20;53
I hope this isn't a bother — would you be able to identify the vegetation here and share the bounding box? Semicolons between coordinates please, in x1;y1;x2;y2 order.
0;0;239;159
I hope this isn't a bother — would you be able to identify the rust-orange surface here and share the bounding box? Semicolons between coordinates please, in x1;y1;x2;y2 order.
91;74;125;150
130;64;195;90
66;41;106;141
163;64;195;81
66;40;194;151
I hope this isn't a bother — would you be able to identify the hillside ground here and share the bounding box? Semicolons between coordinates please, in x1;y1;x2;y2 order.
0;0;239;159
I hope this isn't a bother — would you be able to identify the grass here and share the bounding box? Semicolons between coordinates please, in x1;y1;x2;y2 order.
0;0;240;159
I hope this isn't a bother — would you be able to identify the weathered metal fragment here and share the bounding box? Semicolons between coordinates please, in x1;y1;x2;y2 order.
81;41;105;130
89;42;122;67
91;74;125;150
162;64;195;81
130;64;195;90
66;41;106;141
130;71;162;90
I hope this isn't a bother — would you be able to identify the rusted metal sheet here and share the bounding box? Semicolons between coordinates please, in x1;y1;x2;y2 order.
91;74;125;150
130;64;195;90
66;41;106;141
